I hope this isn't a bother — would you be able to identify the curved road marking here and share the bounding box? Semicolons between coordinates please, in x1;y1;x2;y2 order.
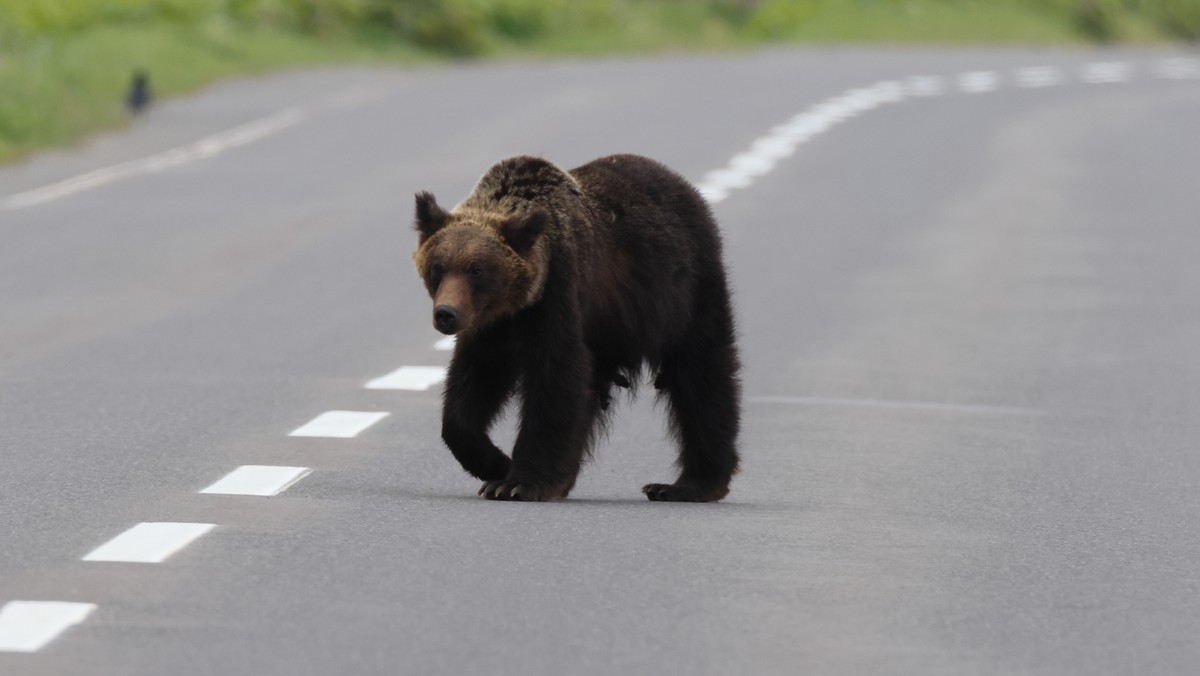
905;75;946;96
697;56;1199;205
1016;66;1064;88
1082;61;1132;83
1157;57;1200;79
959;70;1000;93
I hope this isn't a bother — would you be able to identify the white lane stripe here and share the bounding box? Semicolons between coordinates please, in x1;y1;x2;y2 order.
748;135;797;161
1015;66;1063;88
200;465;311;496
1082;61;1131;83
82;522;215;563
0;601;97;653
694;57;1195;208
958;71;999;93
434;335;456;351
0;108;304;211
696;80;906;204
288;410;389;438
869;80;905;103
365;366;447;391
1155;57;1200;80
748;395;1042;416
904;75;945;97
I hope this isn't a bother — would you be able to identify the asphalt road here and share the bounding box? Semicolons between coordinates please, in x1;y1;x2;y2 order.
1;47;1198;675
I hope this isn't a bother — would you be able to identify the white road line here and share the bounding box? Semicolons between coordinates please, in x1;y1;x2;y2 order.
0;108;305;211
866;80;905;104
1082;61;1132;83
1015;66;1064;88
748;395;1042;416
1155;57;1200;80
82;522;216;563
434;335;456;351
696;80;905;204
365;366;447;391
958;71;999;93
694;57;1197;207
0;601;96;653
904;75;945;97
200;465;312;496
288;410;389;438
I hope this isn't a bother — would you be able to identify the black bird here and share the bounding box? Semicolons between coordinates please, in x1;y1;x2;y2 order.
126;70;152;115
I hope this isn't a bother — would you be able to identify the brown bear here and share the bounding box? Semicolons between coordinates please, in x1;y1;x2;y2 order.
412;154;740;502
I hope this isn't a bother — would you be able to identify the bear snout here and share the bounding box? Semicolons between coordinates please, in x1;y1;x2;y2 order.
433;304;459;335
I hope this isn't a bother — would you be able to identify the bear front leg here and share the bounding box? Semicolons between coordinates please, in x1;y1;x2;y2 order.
483;323;592;502
441;332;518;482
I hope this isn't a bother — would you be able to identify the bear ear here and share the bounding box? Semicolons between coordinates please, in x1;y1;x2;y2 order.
500;208;548;255
414;191;448;242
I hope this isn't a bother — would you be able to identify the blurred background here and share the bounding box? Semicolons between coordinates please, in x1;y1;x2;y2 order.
2;0;1198;164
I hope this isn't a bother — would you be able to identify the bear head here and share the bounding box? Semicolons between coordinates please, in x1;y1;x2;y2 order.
411;191;549;336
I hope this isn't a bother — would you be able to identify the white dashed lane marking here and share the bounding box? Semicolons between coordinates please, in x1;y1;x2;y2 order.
0;601;96;653
1015;66;1063;88
82;522;216;563
904;75;945;97
958;71;1000;93
1155;57;1200;79
288;410;389;438
200;465;312;496
365;366;447;391
1082;61;1132;83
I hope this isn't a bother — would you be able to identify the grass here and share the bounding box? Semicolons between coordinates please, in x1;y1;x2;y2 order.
767;2;1091;44
738;0;1168;45
504;4;744;54
0;19;423;162
0;1;1193;164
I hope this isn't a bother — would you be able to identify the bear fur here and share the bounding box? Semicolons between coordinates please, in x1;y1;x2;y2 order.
412;154;740;502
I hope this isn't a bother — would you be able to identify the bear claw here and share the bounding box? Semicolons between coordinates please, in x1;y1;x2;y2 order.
479;480;552;502
642;482;729;502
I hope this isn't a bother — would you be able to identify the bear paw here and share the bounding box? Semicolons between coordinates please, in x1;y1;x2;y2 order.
642;482;729;503
479;480;560;502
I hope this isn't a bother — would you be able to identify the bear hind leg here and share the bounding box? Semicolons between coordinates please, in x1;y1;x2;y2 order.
645;298;741;502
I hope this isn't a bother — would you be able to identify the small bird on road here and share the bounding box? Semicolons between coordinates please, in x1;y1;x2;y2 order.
126;70;152;115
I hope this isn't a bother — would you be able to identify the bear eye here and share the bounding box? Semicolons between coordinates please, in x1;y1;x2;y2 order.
469;264;484;277
431;262;444;275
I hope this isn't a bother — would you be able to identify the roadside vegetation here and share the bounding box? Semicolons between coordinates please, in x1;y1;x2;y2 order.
1;0;1197;163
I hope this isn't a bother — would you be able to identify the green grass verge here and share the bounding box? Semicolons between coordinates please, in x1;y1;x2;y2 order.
0;1;1193;165
745;0;1164;45
0;19;422;163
